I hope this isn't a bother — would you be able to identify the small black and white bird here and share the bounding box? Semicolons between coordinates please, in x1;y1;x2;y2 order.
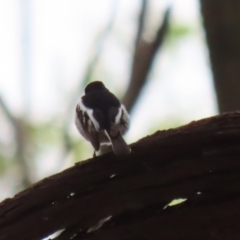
75;81;131;157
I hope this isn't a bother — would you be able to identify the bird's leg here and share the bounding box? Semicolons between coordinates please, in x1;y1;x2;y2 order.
93;151;97;158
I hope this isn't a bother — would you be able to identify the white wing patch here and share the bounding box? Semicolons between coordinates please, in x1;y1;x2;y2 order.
119;104;130;135
75;111;89;140
114;107;122;124
78;99;100;131
121;104;130;125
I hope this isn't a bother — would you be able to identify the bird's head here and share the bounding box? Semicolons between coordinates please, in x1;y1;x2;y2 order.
85;81;106;94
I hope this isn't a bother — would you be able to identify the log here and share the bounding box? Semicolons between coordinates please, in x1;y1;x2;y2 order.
1;112;240;240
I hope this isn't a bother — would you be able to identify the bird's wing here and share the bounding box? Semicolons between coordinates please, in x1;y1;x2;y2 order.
108;104;130;137
106;104;131;155
78;98;100;131
119;105;130;134
88;129;100;152
75;106;89;140
75;105;100;151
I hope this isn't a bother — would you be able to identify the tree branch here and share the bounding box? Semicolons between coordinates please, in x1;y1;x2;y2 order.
123;7;171;113
135;0;148;47
200;0;240;112
0;96;32;188
1;112;240;239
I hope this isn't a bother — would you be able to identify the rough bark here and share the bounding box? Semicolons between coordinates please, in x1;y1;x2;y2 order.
200;1;240;113
1;112;240;240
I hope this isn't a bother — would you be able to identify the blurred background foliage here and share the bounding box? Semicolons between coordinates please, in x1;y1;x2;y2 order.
0;0;239;200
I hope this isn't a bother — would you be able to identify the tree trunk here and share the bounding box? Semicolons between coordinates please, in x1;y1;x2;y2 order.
200;1;240;113
1;112;240;239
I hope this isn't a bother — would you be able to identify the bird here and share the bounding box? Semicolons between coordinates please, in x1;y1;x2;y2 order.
75;81;131;157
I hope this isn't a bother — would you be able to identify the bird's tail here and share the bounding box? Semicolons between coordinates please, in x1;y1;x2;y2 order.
106;131;131;155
